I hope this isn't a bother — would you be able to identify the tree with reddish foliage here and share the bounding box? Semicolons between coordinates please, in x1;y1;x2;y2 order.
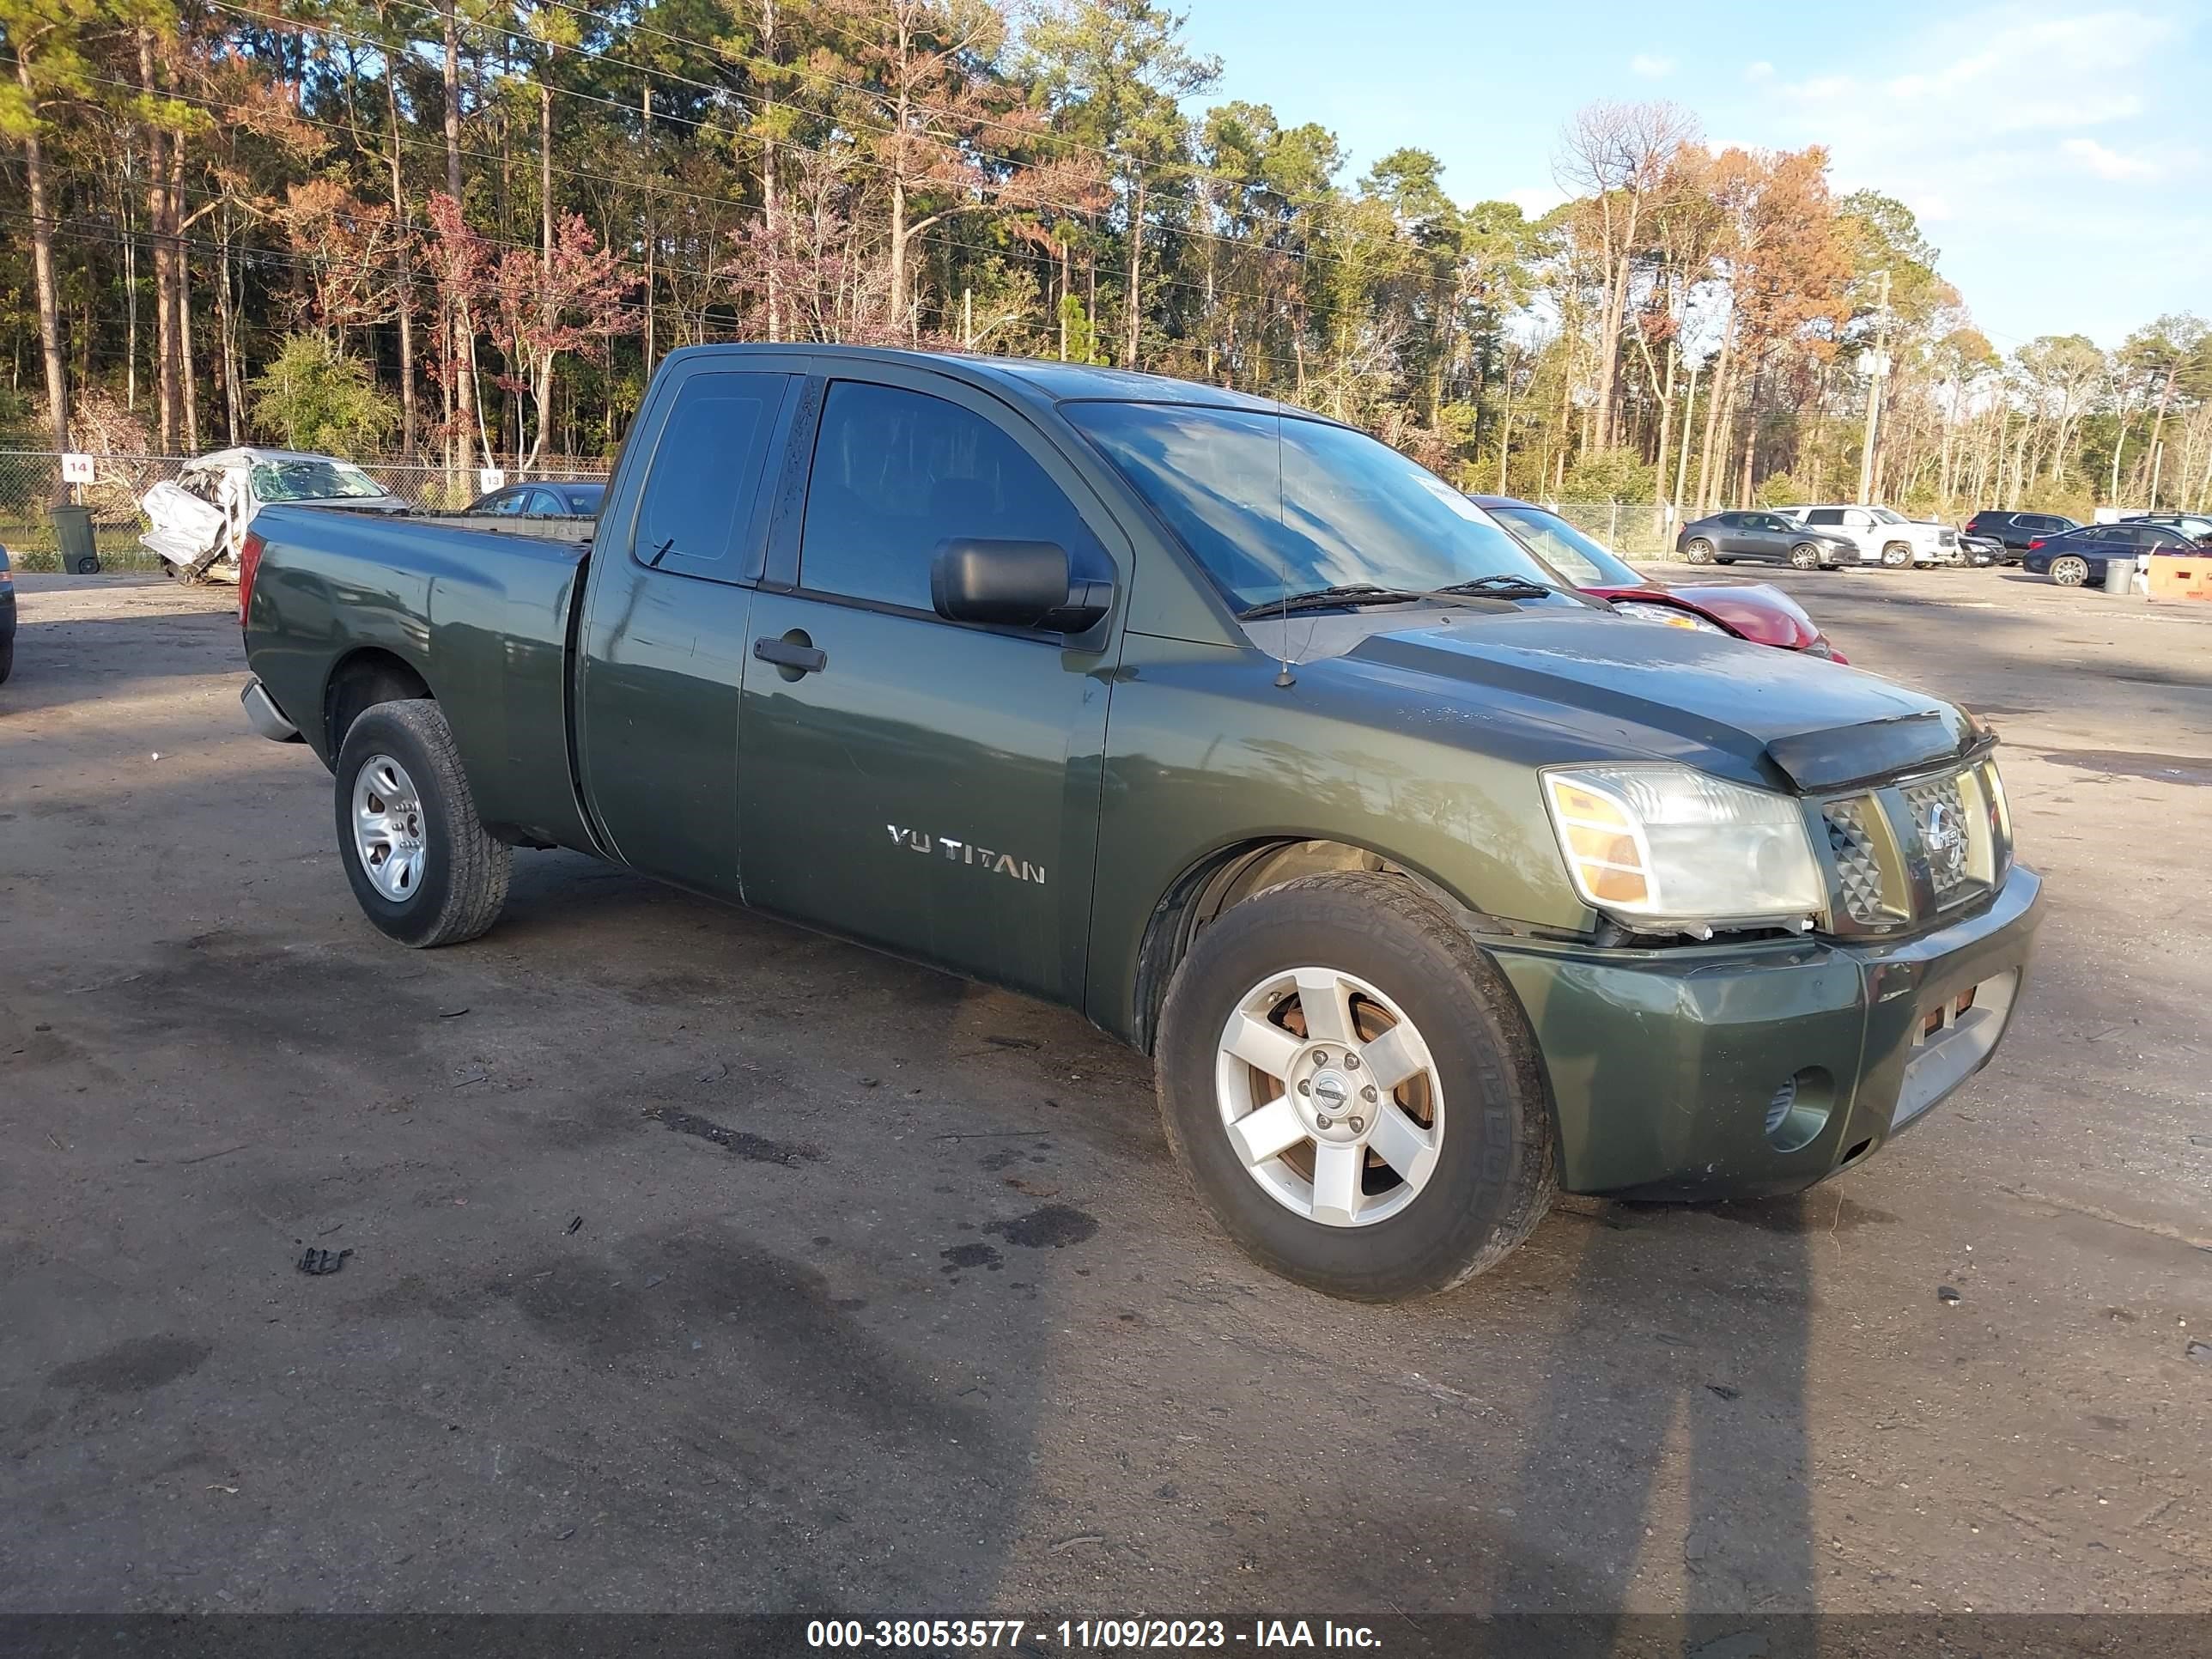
276;180;410;349
422;191;492;477
486;210;635;471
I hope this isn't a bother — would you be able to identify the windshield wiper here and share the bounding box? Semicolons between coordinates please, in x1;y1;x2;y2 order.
1235;583;1431;620
1427;574;1558;600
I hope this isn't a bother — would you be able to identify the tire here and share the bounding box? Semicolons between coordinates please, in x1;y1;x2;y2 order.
1879;542;1911;568
333;699;511;948
2049;556;2089;588
1682;538;1714;564
1154;872;1557;1302
1788;543;1822;570
0;637;13;685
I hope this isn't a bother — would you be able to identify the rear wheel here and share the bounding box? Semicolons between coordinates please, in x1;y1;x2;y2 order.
1155;872;1556;1302
334;699;511;947
1788;543;1823;569
1682;538;1714;564
2049;555;2090;587
1879;542;1911;568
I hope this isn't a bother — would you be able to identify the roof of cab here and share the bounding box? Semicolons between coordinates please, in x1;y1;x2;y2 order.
668;342;1312;418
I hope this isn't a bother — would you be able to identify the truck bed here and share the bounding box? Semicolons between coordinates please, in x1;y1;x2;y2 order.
245;502;595;851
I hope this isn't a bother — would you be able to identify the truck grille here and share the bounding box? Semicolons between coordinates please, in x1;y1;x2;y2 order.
1900;773;1975;907
1814;758;2010;935
1823;800;1890;925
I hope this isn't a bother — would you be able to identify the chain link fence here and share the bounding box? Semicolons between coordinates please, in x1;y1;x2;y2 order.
0;451;613;572
1544;501;1686;562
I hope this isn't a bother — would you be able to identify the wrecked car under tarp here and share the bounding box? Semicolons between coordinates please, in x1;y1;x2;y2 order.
141;448;408;582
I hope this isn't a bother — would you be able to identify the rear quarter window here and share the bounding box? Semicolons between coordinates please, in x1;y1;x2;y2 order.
632;371;791;580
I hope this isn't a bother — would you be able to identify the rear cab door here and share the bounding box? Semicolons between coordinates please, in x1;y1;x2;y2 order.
734;362;1129;1002
573;351;809;895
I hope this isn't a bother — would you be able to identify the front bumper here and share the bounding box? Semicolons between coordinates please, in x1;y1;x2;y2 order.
1486;864;2043;1200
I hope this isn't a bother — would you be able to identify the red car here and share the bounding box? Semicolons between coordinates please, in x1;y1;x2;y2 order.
1472;495;1847;662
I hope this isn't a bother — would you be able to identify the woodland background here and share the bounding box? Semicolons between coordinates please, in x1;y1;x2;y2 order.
4;0;2210;524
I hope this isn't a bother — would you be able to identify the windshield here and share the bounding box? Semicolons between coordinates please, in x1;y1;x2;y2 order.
250;459;388;502
1869;506;1906;524
1066;402;1557;612
1485;503;1644;588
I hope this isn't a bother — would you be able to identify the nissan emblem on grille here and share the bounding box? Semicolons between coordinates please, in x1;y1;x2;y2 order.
1922;798;1966;886
1902;773;1975;901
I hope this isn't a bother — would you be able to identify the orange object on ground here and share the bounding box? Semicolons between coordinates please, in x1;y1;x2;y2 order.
2147;556;2212;601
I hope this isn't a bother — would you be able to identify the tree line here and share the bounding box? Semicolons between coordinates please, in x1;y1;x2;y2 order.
4;0;2209;518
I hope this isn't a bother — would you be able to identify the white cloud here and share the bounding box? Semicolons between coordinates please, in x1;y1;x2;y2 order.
1744;60;1775;82
1630;53;1676;79
2062;137;2158;179
1739;3;2203;340
1506;185;1567;219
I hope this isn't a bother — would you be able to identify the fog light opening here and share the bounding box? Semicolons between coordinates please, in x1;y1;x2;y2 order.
1840;1137;1874;1168
1764;1067;1835;1153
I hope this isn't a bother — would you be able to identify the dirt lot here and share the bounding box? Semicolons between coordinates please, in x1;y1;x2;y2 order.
3;565;2208;1621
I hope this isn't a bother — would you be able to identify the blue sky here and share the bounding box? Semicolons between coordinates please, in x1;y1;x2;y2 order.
1172;1;2208;355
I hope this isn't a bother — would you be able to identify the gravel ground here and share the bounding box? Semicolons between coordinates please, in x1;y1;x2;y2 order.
2;565;2207;1621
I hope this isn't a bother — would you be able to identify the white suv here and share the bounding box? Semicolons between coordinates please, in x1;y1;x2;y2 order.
1782;505;1960;568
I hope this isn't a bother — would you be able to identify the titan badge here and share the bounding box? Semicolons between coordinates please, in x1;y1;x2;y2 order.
887;825;1047;885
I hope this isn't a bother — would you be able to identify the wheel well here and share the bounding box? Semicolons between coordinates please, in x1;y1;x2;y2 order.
1130;839;1492;1054
324;648;434;755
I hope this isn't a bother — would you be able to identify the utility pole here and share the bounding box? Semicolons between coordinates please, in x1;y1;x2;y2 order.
1856;268;1892;506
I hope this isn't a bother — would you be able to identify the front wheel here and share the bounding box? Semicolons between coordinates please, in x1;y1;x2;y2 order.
1880;542;1912;568
1788;543;1823;569
1682;538;1714;564
334;699;511;947
2049;555;2090;587
1154;872;1556;1302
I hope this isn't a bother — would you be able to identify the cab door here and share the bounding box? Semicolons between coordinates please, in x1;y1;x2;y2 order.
734;370;1125;1002
574;360;803;896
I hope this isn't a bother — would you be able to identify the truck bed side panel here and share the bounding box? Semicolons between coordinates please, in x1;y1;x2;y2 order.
246;506;595;853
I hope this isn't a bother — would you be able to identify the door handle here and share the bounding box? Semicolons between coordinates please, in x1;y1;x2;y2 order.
753;633;826;676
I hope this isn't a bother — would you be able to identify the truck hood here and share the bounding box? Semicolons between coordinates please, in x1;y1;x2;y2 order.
1332;610;1976;792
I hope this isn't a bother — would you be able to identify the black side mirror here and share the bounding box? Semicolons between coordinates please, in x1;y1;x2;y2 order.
930;538;1114;634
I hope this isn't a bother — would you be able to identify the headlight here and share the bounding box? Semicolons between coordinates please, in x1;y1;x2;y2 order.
1542;763;1824;936
1608;599;1730;635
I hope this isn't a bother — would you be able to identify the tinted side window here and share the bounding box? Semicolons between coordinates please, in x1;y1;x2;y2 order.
489;490;527;515
634;371;789;578
1804;508;1843;526
799;380;1091;612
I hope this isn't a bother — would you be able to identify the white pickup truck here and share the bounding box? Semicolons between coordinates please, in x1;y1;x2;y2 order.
1781;505;1960;568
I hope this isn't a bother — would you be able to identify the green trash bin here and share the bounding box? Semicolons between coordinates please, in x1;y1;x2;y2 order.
52;503;100;575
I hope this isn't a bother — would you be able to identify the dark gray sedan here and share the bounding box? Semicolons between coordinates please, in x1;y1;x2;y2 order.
1675;510;1853;569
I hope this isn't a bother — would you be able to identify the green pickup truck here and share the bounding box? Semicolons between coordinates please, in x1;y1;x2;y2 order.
240;345;2041;1300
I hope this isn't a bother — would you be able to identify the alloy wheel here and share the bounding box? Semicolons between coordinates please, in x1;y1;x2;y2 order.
351;754;428;901
1214;966;1444;1228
